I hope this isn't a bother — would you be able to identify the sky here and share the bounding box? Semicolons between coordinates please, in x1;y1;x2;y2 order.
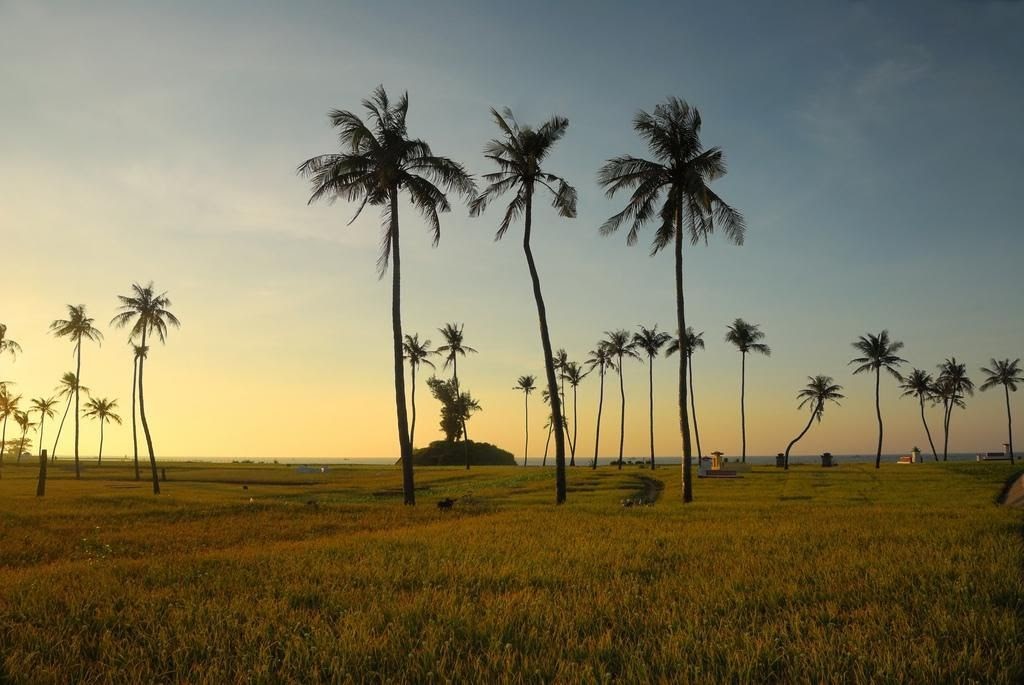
1;0;1022;461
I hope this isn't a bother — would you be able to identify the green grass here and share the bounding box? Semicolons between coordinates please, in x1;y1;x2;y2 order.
1;459;1021;683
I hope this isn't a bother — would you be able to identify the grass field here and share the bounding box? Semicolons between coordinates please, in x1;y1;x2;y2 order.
0;459;1021;683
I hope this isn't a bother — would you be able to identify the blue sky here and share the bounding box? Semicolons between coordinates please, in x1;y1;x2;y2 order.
1;0;1022;459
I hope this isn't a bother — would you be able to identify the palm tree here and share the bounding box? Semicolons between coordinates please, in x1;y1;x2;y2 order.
936;358;973;461
849;331;906;469
725;319;770;463
83;398;122;464
14;410;36;464
470;108;576;503
541;388;554;467
513;375;536;465
403;334;437;449
129;344;148;480
633;325;671;469
0;387;18;479
783;376;844;469
31;397;57;498
899;369;940;461
49;304;103;479
437;322;477;468
0;323;22;364
667;327;706;465
51;372;87;462
561;361;589;466
110;283;180;494
980;358;1022;464
585;344;616;470
603;330;640;469
599;98;744;502
299;86;475;506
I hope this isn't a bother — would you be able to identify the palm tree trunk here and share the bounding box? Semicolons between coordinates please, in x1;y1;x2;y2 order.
132;355;140;480
523;182;566;503
74;338;81;479
409;364;417;450
138;327;161;494
874;368;883;469
1005;384;1015;464
689;352;703;464
464;420;471;470
569;383;577;467
593;368;605;470
740;351;747;463
674;203;694;503
389;188;415;505
617;352;626;470
523;393;529;466
942;398;951;462
36;443;47;497
919;397;938;461
648;356;656;470
0;414;6;479
52;394;72;462
543;420;551;467
18;426;28;464
98;419;105;464
38;415;46;462
784;406;818;469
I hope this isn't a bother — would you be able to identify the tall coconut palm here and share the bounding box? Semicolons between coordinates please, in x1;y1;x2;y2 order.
603;330;640;469
470;108;576;503
632;326;671;469
0;323;22;364
553;347;570;421
299;86;475;505
980;358;1022;464
49;304;103;479
14;410;35;464
849;331;906;469
437;322;477;468
403;333;437;449
83;398;122;464
513;375;537;465
783;376;844;469
561;361;589;466
667;327;706;464
725;319;770;463
936;358;973;461
31;397;57;497
599;98;744;501
585;344;616;470
0;388;18;478
51;372;86;462
899;369;939;461
110;283;180;495
128;344;148;480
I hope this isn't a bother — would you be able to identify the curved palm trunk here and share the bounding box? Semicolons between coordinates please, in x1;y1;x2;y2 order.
784;405;818;469
569;383;577;467
874;368;883;469
522;393;529;466
97;419;105;464
543;421;552;466
131;355;140;480
593;368;605;470
464;421;472;470
648;355;656;470
918;396;938;461
17;425;28;464
0;414;7;479
675;207;694;503
51;394;72;462
389;189;414;504
942;398;952;462
74;338;82;479
617;353;626;470
1004;385;1015;464
689;352;703;465
409;363;418;450
523;183;566;503
138;328;161;494
37;415;47;465
740;351;747;464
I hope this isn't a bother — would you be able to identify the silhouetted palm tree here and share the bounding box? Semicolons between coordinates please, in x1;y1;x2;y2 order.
0;387;18;479
83;398;122;464
899;369;939;461
470;108;576;503
50;304;103;479
980;358;1021;464
633;325;671;469
14;410;35;464
129;344;148;480
561;361;589;466
603;330;640;469
936;358;973;461
599;98;744;501
403;333;437;449
51;372;86;463
513;375;536;465
783;376;844;469
31;397;57;497
110;283;180;494
850;331;906;468
725;319;770;463
299;86;474;506
0;323;22;365
667;327;705;465
585;344;616;470
438;322;477;468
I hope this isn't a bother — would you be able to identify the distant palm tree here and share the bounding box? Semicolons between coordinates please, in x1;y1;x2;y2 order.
513;375;537;465
936;358;973;461
849;331;906;469
49;305;103;479
633;325;671;469
541;388;554;467
129;344;148;480
0;387;19;479
553;348;571;455
438;322;477;468
603;330;640;469
599;97;744;503
980;358;1022;464
31;397;57;497
667;327;705;465
403;333;437;449
51;372;87;463
561;361;589;466
83;398;122;464
14;410;36;464
470;108;576;503
725;319;770;463
299;86;475;506
0;323;22;364
899;369;939;461
110;283;180;494
783;376;844;469
585;344;616;470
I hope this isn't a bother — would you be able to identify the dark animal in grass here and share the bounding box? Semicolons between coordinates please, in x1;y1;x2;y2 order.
437;497;456;510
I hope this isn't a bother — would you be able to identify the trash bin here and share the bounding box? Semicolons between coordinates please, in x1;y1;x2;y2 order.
820;452;834;467
775;453;785;468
